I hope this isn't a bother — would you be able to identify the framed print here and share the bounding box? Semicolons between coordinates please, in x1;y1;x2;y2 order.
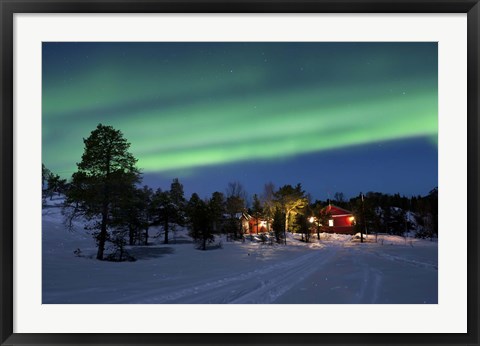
1;1;479;345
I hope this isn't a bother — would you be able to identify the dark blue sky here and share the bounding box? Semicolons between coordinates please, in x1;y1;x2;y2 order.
141;136;437;201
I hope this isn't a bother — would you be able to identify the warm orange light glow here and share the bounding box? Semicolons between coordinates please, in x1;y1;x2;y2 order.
309;217;315;223
349;216;355;222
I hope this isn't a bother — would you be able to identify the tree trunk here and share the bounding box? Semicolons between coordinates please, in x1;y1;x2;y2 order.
129;225;135;246
144;226;149;245
119;243;124;261
164;218;169;244
97;210;108;260
285;212;289;233
97;152;111;261
284;212;288;245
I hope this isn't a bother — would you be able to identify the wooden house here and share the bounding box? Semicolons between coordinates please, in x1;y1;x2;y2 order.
321;205;356;234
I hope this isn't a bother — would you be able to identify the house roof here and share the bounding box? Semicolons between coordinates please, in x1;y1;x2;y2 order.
222;212;252;220
324;204;353;216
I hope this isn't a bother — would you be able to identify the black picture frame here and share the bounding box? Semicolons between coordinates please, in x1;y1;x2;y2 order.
1;1;479;345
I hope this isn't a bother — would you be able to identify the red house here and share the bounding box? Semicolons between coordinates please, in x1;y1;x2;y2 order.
234;213;271;235
321;205;356;234
246;214;270;234
248;216;270;234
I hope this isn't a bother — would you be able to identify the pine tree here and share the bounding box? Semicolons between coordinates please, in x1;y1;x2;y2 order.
42;164;52;205
251;194;263;234
351;193;376;241
152;178;186;244
110;185;151;247
186;193;214;250
152;189;172;244
312;202;330;240
388;208;407;236
225;184;245;240
46;173;67;200
169;178;186;227
294;213;311;242
64;124;140;260
414;188;437;239
138;186;154;245
272;207;285;244
209;191;226;233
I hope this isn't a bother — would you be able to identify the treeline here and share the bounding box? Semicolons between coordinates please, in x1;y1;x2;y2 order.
43;124;437;261
320;190;438;239
42;124;319;261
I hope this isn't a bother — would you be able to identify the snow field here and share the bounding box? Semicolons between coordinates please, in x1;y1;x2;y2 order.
42;199;438;304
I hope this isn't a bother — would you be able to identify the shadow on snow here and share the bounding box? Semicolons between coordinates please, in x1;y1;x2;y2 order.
127;246;175;260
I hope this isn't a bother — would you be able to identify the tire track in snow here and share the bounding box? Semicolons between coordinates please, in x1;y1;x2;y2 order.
229;248;338;304
356;265;383;304
113;248;337;304
346;248;384;304
375;253;437;270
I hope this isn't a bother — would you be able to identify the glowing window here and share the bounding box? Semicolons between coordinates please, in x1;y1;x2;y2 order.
328;219;334;227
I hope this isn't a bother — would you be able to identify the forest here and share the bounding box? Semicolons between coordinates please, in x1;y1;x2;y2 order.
42;124;438;262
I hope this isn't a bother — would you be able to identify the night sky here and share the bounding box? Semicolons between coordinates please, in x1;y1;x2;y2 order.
42;42;438;201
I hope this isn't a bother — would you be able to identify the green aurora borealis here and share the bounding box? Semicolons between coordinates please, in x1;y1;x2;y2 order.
42;42;437;197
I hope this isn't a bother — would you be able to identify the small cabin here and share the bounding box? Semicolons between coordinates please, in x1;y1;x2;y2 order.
247;216;270;234
321;205;356;234
228;212;271;234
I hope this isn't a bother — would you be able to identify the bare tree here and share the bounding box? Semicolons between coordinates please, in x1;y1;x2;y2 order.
226;181;247;202
261;182;276;232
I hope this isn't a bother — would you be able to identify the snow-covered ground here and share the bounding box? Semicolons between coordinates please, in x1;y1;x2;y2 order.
42;198;438;304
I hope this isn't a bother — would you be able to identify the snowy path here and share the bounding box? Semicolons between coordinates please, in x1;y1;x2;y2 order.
43;239;437;304
112;247;339;304
274;244;437;304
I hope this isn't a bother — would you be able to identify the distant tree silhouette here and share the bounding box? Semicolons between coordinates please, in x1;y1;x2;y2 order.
186;193;214;250
64;124;140;260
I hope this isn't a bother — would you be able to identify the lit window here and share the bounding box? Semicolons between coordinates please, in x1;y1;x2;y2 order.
328;219;334;227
